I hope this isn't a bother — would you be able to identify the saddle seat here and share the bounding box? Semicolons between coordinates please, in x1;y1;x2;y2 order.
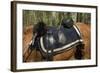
39;25;83;55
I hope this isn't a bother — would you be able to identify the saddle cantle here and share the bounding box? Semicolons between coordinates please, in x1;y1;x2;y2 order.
39;25;83;55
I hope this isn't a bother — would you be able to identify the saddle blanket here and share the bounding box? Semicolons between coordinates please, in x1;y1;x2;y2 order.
39;25;83;55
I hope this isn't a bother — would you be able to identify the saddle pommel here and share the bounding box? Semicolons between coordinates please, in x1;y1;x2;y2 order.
61;18;74;28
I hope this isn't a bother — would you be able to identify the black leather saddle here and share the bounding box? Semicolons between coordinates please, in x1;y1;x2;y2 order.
39;25;83;56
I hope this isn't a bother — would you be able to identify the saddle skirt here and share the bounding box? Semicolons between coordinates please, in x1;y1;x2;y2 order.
39;25;83;55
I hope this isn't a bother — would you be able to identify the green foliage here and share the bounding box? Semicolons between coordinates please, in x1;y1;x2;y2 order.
23;10;91;27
